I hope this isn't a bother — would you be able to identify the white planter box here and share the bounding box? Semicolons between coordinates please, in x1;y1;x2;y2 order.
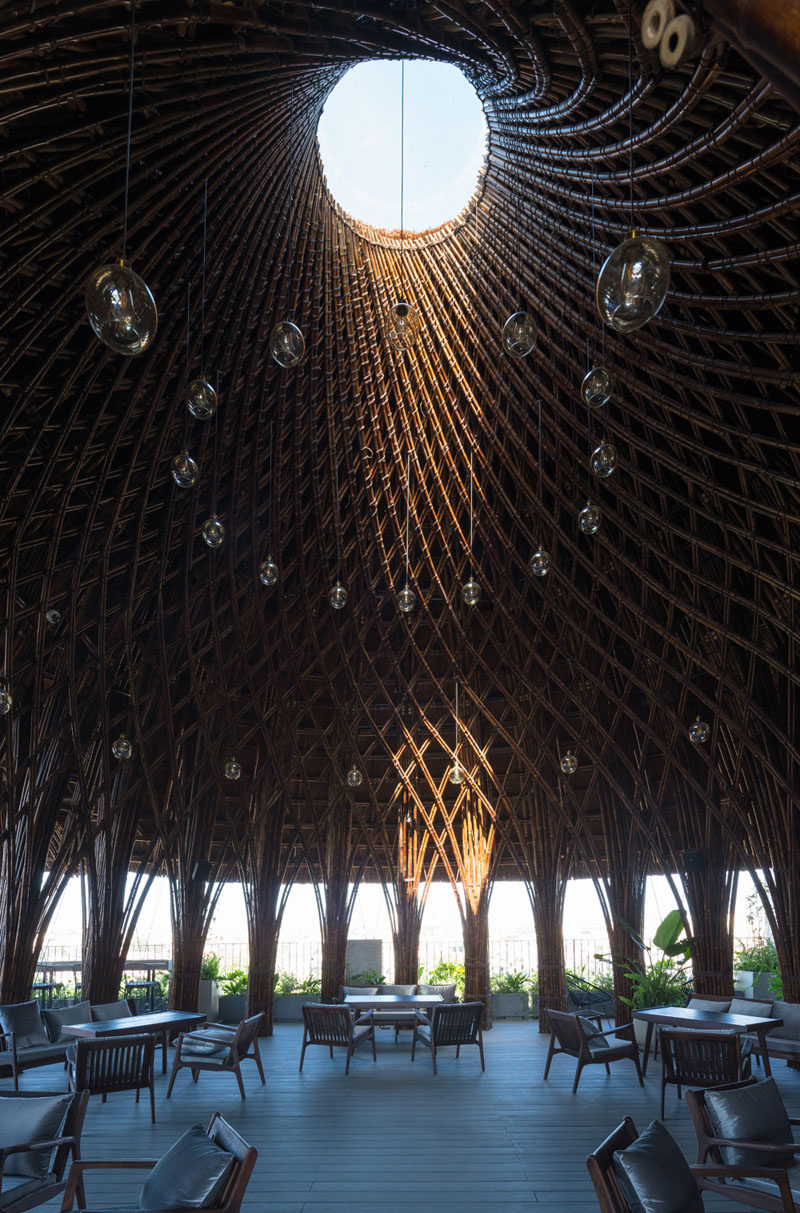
273;994;308;1021
491;991;529;1019
734;970;775;1000
197;979;219;1020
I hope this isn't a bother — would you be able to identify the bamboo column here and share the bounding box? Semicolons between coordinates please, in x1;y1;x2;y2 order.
316;785;359;1002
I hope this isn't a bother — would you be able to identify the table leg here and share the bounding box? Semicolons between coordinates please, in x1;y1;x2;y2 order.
757;1027;772;1077
161;1029;168;1075
640;1022;654;1077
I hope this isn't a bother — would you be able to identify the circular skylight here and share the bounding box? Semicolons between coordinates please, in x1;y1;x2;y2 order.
318;60;487;233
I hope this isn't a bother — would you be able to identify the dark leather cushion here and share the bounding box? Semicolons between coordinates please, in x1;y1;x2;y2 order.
0;1092;72;1178
0;1003;49;1050
41;1001;91;1043
706;1077;794;1167
613;1119;703;1213
418;984;457;1003
139;1125;234;1210
91;1000;133;1021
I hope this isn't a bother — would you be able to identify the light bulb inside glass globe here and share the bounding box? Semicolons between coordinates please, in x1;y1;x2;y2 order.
502;311;536;358
0;686;13;715
398;585;416;614
85;259;157;356
386;301;419;351
112;733;133;760
187;379;217;420
46;608;61;626
578;500;601;534
462;578;481;606
171;450;198;488
224;755;242;780
259;559;279;587
449;762;464;786
596;231;670;333
347;765;363;788
201;515;225;549
560;750;577;775
581;366;614;408
329;581;347;610
689;717;710;744
590;441;617;479
530;548;551;577
270;320;305;368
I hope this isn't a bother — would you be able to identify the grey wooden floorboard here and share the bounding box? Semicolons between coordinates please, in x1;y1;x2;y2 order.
6;1021;800;1211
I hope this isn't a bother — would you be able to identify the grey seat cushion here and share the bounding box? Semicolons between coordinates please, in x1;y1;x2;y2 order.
378;985;417;996
578;1017;609;1052
0;1092;72;1178
767;1001;800;1040
1;1171;58;1209
752;1036;800;1056
180;1036;231;1062
687;997;731;1013
41;1001;91;1043
705;1077;795;1167
352;1025;372;1043
6;1044;66;1065
729;997;773;1018
91;1000;133;1021
414;1023;432;1044
342;987;378;997
0;1003;49;1050
139;1125;234;1211
613;1119;703;1213
418;984;457;1003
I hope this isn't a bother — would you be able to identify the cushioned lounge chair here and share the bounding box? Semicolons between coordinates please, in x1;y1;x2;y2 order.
166;1014;265;1100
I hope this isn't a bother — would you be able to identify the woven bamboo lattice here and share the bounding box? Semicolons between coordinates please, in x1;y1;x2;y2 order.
1;1;800;1008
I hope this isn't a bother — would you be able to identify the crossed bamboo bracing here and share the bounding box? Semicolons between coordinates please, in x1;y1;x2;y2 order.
1;0;800;1025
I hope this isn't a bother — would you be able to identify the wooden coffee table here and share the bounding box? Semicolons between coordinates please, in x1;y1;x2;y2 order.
634;1004;783;1077
62;1009;205;1074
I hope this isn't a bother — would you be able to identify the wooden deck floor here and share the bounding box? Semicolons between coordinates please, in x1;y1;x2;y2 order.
9;1020;800;1211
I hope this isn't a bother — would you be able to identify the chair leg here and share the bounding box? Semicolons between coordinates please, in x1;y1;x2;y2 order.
604;1062;611;1075
632;1048;644;1088
345;1046;352;1076
660;1076;666;1120
166;1058;180;1098
253;1040;266;1085
543;1034;556;1081
411;1033;417;1062
192;1068;199;1083
299;1033;308;1072
234;1061;246;1100
478;1034;485;1072
456;1045;461;1058
572;1060;584;1094
329;1045;333;1059
149;1077;155;1124
371;1031;376;1062
432;1044;437;1076
135;1088;140;1103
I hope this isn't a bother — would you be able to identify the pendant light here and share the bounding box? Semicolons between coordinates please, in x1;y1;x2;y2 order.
462;453;481;606
0;684;13;715
271;83;305;367
530;398;551;577
46;609;61;627
449;679;464;785
579;500;601;534
85;4;157;356
112;732;133;760
330;464;347;609
187;182;218;419
596;4;669;332
258;422;280;588
201;386;224;548
560;748;577;775
397;454;416;613
387;62;419;352
689;717;710;744
591;440;617;478
224;755;242;780
347;764;363;788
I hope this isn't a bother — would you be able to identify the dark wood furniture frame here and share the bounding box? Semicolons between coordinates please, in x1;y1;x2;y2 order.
59;1112;257;1213
659;1028;751;1119
634;1005;782;1077
410;1001;485;1075
587;1114;796;1213
543;1009;643;1094
0;1089;89;1213
67;1033;156;1123
299;1004;376;1075
166;1014;265;1100
0;1031;67;1091
61;1008;204;1075
686;1079;800;1211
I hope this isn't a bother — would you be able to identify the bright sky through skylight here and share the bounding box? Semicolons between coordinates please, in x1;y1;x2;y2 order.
318;60;487;232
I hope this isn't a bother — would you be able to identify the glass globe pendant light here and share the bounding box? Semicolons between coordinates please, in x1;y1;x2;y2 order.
581;366;614;408
689;717;710;744
449;679;464;785
224;755;242;780
560;749;577;775
590;440;617;479
46;608;61;627
112;733;133;760
502;311;536;358
258;422;280;589
187;378;217;420
171;449;198;488
397;454;416;614
85;5;156;356
578;500;601;534
202;514;225;548
462;453;481;606
270;320;305;368
347;764;363;788
386;63;419;353
259;559;278;587
0;684;13;715
329;581;347;610
596;231;670;333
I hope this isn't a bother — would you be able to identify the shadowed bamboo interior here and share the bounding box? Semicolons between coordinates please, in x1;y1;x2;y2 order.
1;1;800;1034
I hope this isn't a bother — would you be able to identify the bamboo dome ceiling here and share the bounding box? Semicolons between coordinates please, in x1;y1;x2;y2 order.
2;0;799;882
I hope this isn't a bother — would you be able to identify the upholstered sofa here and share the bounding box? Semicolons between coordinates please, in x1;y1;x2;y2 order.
684;994;800;1068
0;998;136;1088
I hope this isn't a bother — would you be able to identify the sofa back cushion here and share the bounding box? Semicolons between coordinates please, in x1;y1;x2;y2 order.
728;997;773;1019
0;1002;49;1049
91;1000;133;1022
705;1077;794;1167
139;1124;234;1210
612;1119;703;1213
687;997;730;1013
418;984;457;1003
342;986;379;997
0;1091;72;1178
378;985;417;996
767;1001;800;1041
42;1001;91;1043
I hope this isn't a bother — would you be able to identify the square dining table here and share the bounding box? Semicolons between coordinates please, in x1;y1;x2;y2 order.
61;1009;205;1074
634;1004;783;1077
344;993;444;1013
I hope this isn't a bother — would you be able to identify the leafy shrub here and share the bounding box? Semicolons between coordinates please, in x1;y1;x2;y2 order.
347;968;385;986
219;968;248;996
425;959;465;999
294;974;321;995
490;969;531;993
734;938;779;973
200;952;220;981
620;957;687;1010
274;971;297;996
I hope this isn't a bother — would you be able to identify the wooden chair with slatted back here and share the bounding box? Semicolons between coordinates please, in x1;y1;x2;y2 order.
67;1033;155;1122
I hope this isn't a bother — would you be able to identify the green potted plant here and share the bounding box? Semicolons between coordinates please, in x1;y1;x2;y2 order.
619;910;694;1046
217;968;248;1022
490;969;532;1019
198;951;220;1020
734;938;779;1001
272;972;322;1021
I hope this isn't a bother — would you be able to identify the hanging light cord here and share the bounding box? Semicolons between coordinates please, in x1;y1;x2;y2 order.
200;179;208;378
121;1;136;260
454;679;459;759
268;420;274;559
537;398;543;514
628;0;634;232
468;452;474;579
399;60;405;296
335;464;341;583
404;453;411;587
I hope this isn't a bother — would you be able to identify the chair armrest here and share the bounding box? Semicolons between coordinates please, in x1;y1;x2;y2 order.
693;1165;795;1212
61;1159;155;1211
201;1021;236;1031
353;1011;373;1026
705;1136;800;1155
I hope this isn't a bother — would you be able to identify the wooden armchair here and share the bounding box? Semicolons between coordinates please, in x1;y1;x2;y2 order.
587;1115;795;1213
299;1004;376;1075
60;1113;257;1213
411;1001;485;1075
660;1028;751;1118
166;1013;265;1100
543;1009;643;1094
0;1089;88;1213
67;1034;156;1122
